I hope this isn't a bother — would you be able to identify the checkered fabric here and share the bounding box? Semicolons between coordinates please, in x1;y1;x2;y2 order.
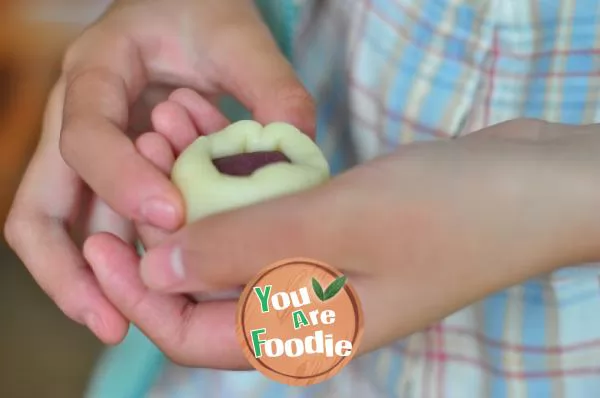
89;0;600;397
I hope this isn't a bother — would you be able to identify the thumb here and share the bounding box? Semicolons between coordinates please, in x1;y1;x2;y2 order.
138;188;347;293
211;9;316;138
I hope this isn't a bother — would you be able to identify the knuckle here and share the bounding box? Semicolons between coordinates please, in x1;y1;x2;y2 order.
263;82;316;134
162;303;197;366
274;83;314;108
124;292;147;320
3;209;30;252
3;213;83;323
4;207;93;325
61;21;126;72
61;28;100;73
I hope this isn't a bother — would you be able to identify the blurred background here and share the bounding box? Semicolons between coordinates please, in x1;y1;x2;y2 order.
0;1;111;397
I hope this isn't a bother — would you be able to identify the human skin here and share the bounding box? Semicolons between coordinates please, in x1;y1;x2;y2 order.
82;92;600;369
3;0;315;345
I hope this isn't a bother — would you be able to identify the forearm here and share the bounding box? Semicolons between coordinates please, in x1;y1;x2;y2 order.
425;122;600;309
390;132;600;333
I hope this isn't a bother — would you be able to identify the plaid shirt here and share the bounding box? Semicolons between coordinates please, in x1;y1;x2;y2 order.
87;0;600;397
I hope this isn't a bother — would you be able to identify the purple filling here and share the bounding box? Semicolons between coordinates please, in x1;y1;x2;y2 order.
212;151;291;176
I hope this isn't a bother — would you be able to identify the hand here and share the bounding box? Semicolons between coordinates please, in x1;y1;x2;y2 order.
82;93;600;368
4;0;315;345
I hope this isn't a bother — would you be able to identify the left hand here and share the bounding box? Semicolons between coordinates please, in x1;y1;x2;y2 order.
83;94;600;369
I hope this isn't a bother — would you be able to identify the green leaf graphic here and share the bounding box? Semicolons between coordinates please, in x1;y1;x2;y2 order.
323;275;347;301
312;277;325;301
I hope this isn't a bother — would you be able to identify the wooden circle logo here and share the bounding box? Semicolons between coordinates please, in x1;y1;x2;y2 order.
236;257;364;386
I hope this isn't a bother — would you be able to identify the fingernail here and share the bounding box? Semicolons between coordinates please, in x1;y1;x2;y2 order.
140;246;185;289
140;198;179;229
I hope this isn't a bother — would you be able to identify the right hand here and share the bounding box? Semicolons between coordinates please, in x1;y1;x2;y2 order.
4;0;315;345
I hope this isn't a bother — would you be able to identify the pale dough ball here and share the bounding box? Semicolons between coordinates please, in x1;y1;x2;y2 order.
171;120;331;223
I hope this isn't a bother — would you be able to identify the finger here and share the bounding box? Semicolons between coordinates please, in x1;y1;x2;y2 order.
151;89;230;155
82;195;136;244
151;100;199;155
134;132;176;247
138;184;361;293
135;132;176;175
211;9;316;138
4;79;128;344
59;29;184;230
168;88;230;135
83;233;250;369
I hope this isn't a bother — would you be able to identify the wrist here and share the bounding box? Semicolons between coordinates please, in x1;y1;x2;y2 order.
534;124;600;270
